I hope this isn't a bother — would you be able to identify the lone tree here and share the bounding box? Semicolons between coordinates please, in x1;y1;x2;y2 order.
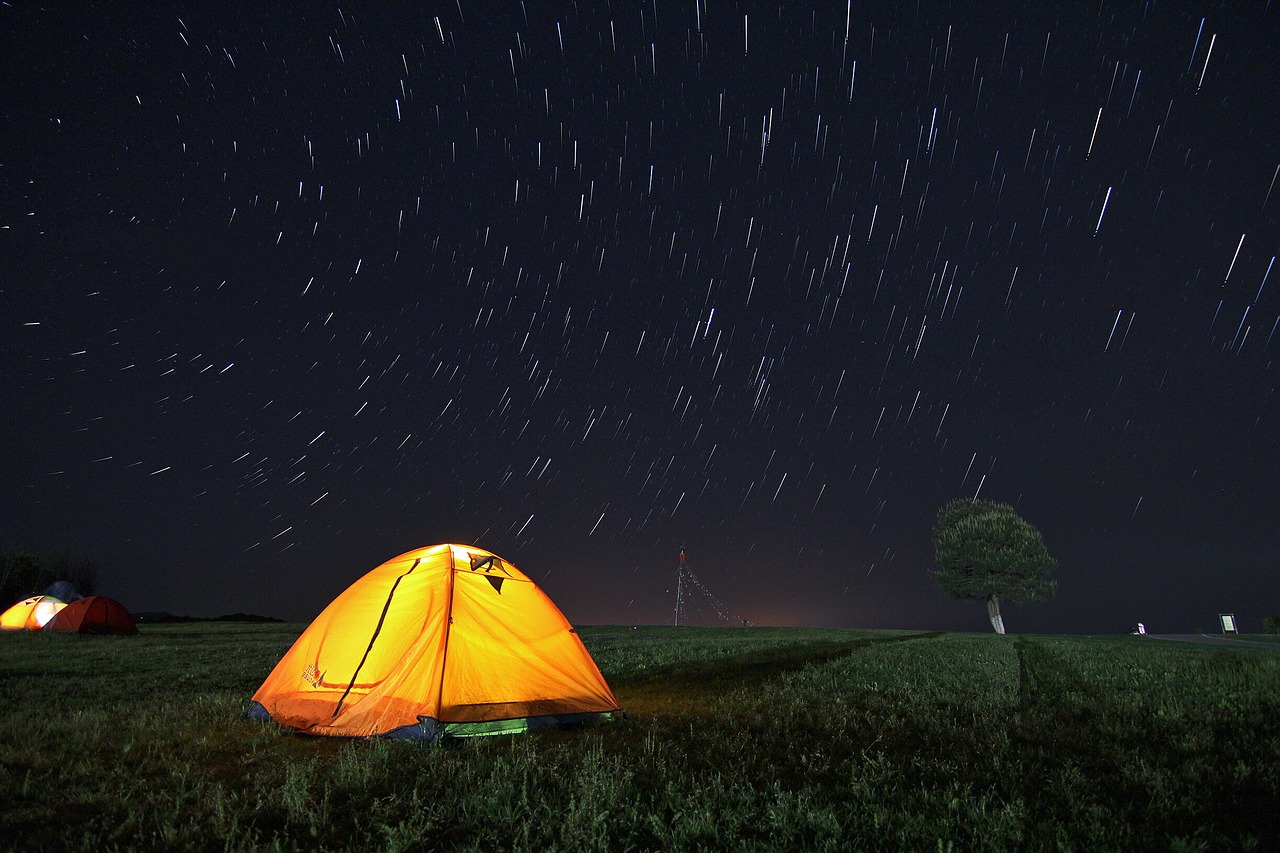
930;499;1057;634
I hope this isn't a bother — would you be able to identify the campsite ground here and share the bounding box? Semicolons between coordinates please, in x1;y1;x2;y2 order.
1150;633;1280;649
1;623;1277;850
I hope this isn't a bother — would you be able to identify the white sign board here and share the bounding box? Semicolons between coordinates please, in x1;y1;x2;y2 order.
1219;613;1237;634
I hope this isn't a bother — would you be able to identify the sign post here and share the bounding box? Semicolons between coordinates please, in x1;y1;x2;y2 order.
1219;613;1238;634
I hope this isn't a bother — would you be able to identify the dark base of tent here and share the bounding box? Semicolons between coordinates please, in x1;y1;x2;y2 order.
243;701;617;742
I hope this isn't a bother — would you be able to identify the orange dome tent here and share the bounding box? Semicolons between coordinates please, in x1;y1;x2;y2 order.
0;595;65;631
245;543;620;741
44;596;138;635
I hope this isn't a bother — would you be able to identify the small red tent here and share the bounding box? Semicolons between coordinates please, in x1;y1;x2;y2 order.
44;596;138;635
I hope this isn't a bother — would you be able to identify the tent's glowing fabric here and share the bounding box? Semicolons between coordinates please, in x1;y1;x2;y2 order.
0;596;65;631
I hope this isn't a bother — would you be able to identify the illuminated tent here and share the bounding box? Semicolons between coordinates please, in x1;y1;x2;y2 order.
44;596;138;635
245;544;620;740
0;596;66;631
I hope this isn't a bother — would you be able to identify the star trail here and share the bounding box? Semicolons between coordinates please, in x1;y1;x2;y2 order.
3;1;1277;633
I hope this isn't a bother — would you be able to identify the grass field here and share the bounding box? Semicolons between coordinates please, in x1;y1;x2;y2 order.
2;623;1278;851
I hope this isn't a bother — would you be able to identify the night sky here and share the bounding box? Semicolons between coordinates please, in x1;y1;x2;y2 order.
4;1;1277;634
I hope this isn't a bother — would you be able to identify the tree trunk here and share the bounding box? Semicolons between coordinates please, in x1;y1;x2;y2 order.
987;594;1006;634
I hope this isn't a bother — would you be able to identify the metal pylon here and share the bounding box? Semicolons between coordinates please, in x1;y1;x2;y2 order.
674;548;686;626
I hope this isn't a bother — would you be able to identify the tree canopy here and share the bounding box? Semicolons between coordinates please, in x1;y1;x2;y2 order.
0;551;99;606
930;499;1057;632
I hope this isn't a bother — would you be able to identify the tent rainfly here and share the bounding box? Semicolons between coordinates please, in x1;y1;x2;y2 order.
245;543;620;741
0;596;66;631
45;596;138;635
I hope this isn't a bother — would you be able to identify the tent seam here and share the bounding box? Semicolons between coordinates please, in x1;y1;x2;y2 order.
434;546;460;728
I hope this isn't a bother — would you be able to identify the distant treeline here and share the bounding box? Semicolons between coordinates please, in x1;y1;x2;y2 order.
135;612;284;624
0;551;99;606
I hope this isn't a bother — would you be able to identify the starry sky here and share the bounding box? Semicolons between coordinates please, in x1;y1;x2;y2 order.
3;1;1277;634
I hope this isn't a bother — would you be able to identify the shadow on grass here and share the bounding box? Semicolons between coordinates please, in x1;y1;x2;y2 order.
616;631;943;714
1013;637;1280;847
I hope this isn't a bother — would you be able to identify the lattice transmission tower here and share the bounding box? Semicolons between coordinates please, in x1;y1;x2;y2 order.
674;548;747;626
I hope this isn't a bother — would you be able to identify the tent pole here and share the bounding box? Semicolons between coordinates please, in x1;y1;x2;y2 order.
331;557;422;719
